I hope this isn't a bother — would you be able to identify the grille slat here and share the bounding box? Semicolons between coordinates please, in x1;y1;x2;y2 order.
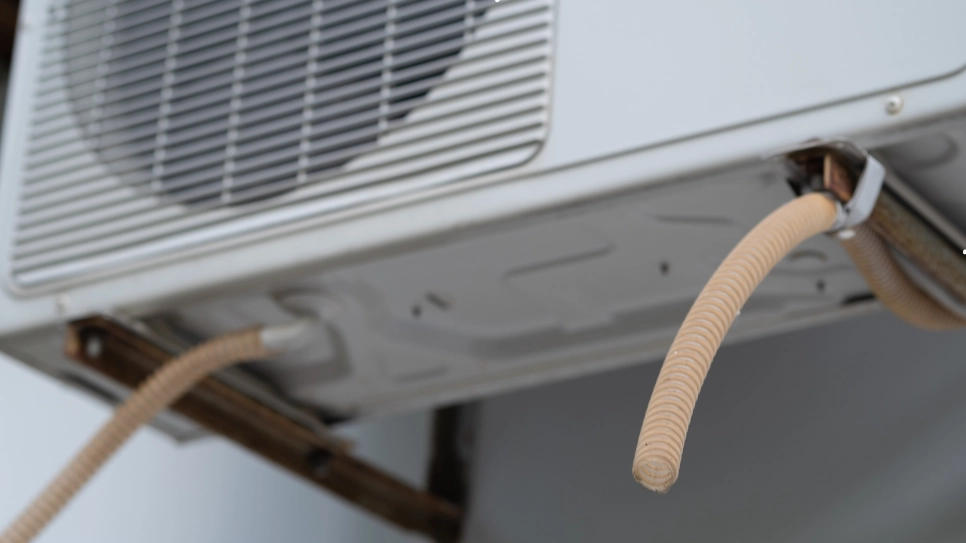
25;52;547;199
14;0;553;288
31;24;546;159
16;116;545;264
16;136;544;286
22;77;546;222
19;86;545;241
40;0;513;105
25;30;548;188
31;2;534;123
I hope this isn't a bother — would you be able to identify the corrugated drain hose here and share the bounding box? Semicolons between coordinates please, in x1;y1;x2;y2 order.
839;224;964;330
633;191;966;494
0;326;301;543
633;193;839;493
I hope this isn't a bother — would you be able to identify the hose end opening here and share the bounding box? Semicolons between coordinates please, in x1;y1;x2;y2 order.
633;458;677;494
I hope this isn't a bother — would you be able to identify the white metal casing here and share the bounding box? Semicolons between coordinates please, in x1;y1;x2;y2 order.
5;0;966;419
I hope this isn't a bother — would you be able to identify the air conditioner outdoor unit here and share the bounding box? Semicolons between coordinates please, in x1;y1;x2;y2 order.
4;0;966;427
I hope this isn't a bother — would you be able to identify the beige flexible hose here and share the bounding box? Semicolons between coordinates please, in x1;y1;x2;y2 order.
0;328;271;543
839;224;964;330
633;190;966;494
633;193;839;493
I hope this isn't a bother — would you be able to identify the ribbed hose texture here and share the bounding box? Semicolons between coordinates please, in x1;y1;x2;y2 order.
0;329;270;543
840;223;964;330
633;193;839;493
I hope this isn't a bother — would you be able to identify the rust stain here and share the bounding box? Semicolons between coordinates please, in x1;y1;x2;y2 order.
65;317;463;543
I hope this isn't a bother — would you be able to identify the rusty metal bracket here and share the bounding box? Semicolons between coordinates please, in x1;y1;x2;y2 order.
783;145;966;307
773;138;886;232
821;153;966;306
65;316;463;543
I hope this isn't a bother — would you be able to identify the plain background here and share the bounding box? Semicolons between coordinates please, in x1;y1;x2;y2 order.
464;311;966;543
5;311;966;542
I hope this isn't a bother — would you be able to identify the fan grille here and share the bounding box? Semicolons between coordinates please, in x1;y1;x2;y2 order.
13;0;553;287
63;0;486;206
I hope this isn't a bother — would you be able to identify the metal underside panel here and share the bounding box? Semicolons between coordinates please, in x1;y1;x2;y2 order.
132;162;875;417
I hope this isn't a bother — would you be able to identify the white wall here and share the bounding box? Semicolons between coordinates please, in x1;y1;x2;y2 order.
0;356;431;543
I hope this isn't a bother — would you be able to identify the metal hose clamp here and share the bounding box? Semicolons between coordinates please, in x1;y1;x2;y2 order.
768;138;886;233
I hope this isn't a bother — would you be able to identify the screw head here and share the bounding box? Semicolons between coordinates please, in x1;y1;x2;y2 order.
837;228;857;240
56;294;69;315
885;95;904;115
85;336;103;359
